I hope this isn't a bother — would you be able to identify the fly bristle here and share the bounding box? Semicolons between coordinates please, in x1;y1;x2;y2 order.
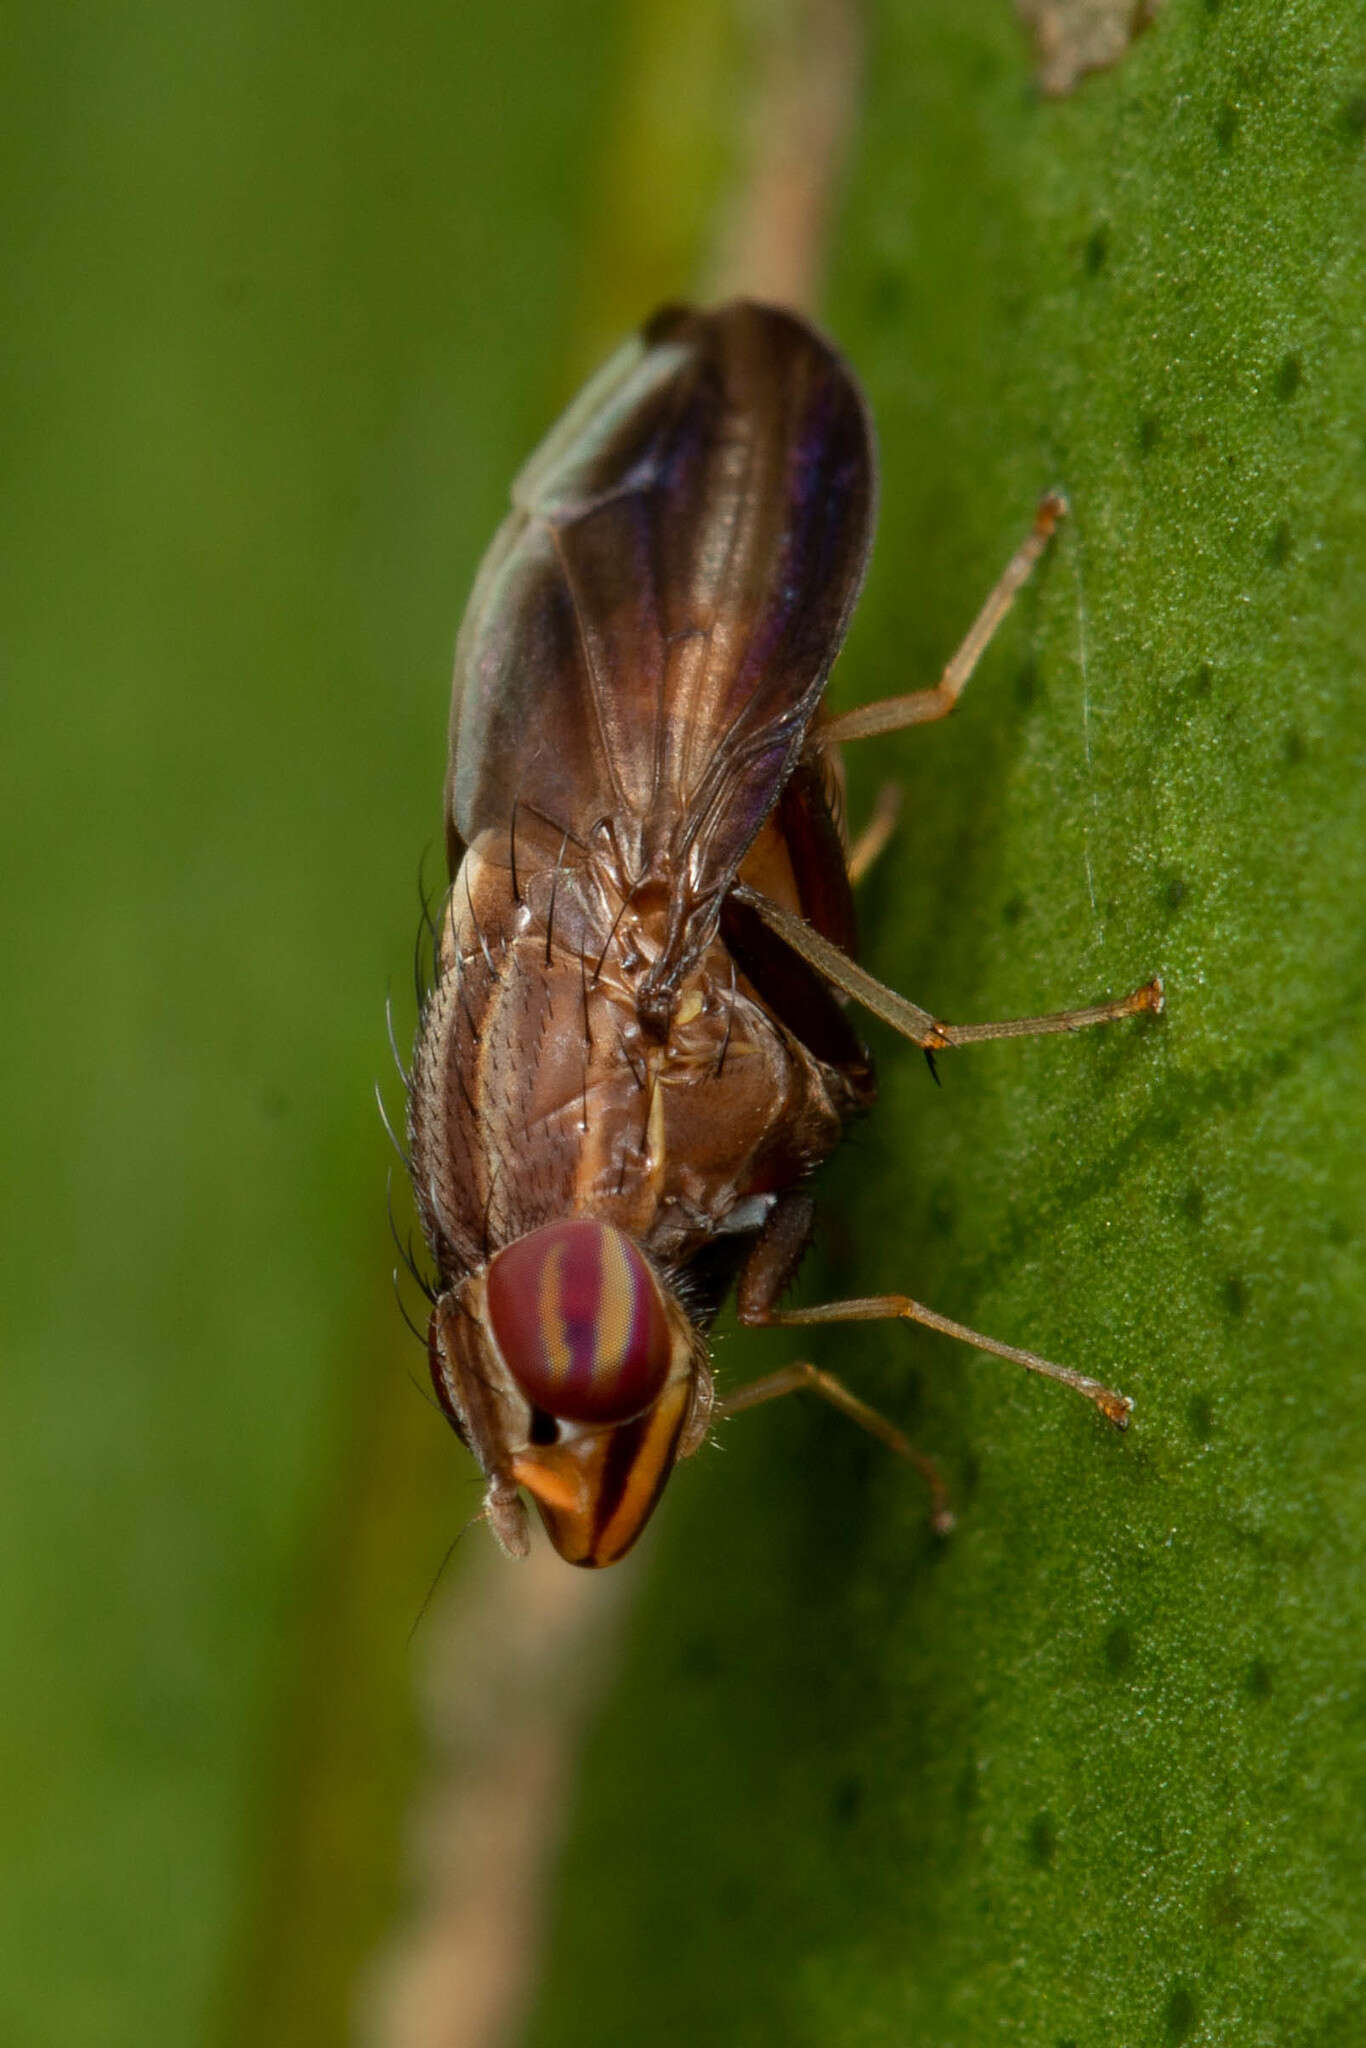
508;796;521;905
714;957;737;1078
387;1170;437;1303
544;827;571;966
390;1268;430;1351
453;951;482;1051
593;879;638;987
618;1031;646;1088
413;848;444;1010
375;1078;412;1172
384;990;412;1091
480;1167;502;1260
463;861;499;978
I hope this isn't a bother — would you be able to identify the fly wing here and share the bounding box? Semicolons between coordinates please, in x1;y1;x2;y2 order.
445;302;875;956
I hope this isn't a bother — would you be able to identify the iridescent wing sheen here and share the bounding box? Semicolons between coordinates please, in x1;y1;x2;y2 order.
445;300;875;955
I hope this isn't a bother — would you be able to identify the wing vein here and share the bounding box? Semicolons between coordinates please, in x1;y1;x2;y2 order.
548;517;634;836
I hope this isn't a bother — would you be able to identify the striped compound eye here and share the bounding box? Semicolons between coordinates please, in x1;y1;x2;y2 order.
486;1220;673;1426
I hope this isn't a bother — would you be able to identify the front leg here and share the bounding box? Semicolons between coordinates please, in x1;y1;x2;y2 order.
717;1194;955;1532
734;1190;818;1326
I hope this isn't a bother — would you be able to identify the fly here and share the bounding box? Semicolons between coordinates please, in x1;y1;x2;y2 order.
405;301;1162;1568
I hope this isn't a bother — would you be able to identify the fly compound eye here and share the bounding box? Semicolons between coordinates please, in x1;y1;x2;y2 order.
486;1220;672;1426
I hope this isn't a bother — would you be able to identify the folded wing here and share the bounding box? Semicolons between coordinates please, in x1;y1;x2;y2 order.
446;301;875;981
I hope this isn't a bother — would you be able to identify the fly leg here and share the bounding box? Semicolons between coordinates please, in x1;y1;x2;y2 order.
718;1363;955;1533
722;1168;1135;1436
730;882;1163;1055
716;1195;955;1531
724;888;1152;1427
750;1290;1133;1429
820;492;1067;744
845;782;902;885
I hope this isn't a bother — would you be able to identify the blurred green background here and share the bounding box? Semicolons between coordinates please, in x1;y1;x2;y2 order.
1;2;652;2040
4;2;1364;2045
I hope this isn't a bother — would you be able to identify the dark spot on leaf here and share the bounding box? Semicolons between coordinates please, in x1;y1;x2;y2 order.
1192;662;1213;698
1283;727;1306;765
1188;1394;1215;1442
1138;414;1162;455
1328;1215;1350;1247
955;1757;980;1813
1166;1984;1198;2042
831;1775;863;1826
1246;1656;1273;1699
1274;353;1302;401
1267;518;1293;566
928;1185;956;1238
1084;223;1109;275
1215;101;1239;148
1209;1874;1251;1929
1164;875;1188;912
868;269;906;323
1224;1274;1248;1319
1105;1624;1134;1673
1181;1183;1205;1225
1002;893;1027;927
1015;655;1039;707
1028;1812;1057;1867
1342;93;1366;138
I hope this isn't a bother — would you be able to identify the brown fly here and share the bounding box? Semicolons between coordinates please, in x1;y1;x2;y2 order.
406;301;1162;1568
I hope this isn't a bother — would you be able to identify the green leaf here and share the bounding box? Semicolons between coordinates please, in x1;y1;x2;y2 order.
525;5;1366;2043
